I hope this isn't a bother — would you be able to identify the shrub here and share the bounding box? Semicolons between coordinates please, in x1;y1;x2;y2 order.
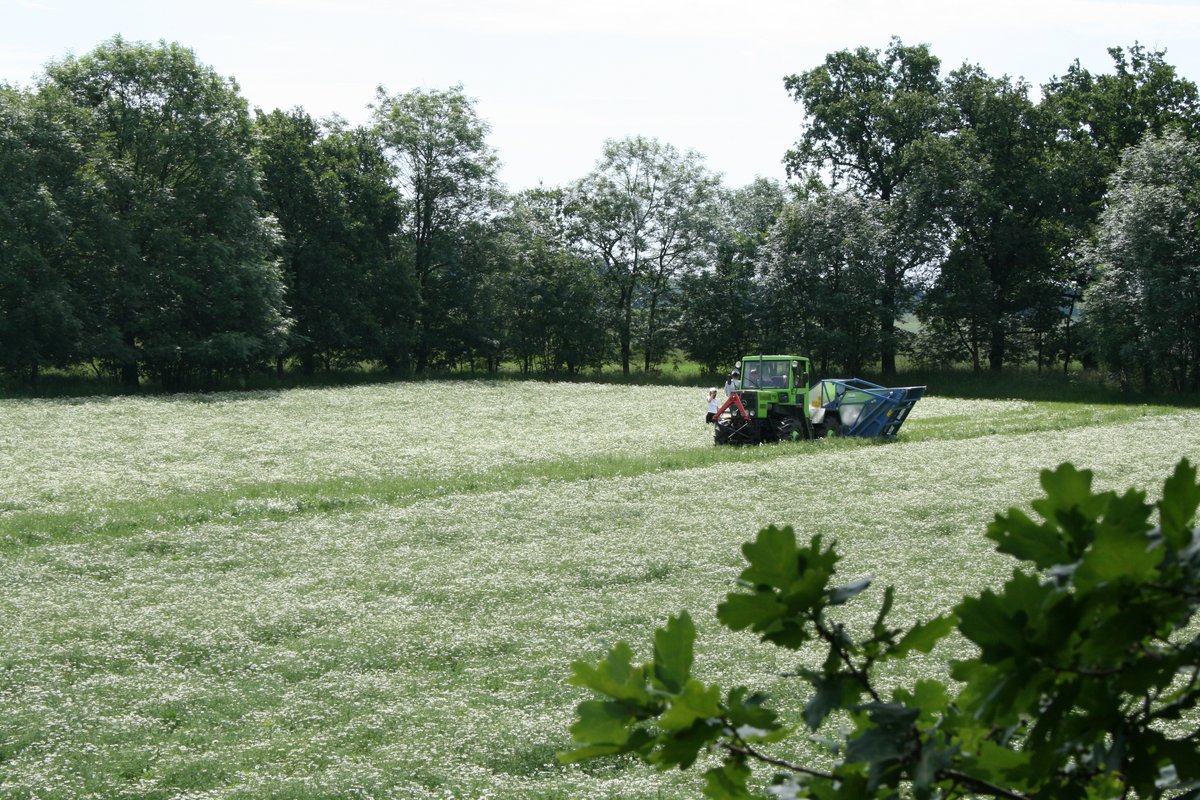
562;459;1200;799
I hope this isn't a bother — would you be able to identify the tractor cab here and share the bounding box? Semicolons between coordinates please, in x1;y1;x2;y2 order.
734;355;811;406
739;358;790;390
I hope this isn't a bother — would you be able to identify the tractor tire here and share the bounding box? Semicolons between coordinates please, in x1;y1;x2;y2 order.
822;413;841;438
774;415;811;442
714;420;732;445
716;417;759;445
732;420;762;445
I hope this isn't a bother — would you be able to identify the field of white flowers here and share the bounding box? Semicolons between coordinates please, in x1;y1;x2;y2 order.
1;381;1198;799
0;383;716;516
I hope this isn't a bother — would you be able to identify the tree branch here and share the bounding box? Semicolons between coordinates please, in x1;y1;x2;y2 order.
725;744;1036;800
940;768;1033;800
721;743;834;781
812;613;882;702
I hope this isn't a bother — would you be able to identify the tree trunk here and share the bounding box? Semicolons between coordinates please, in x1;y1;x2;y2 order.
988;312;1005;372
880;316;897;376
620;323;631;376
643;293;659;373
879;275;897;377
413;320;429;373
1063;314;1072;376
971;320;981;374
121;360;139;388
619;290;633;378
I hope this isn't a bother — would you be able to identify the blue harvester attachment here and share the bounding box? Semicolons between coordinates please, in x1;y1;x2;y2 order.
809;378;926;438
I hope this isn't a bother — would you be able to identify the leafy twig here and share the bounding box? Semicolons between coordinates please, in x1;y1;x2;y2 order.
721;742;835;781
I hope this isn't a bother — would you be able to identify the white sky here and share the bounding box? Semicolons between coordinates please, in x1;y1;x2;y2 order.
4;0;1200;190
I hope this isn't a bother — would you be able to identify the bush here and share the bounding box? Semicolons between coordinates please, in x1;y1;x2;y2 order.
562;459;1200;799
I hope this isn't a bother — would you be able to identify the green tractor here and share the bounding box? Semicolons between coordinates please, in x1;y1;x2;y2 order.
713;355;814;445
714;355;927;445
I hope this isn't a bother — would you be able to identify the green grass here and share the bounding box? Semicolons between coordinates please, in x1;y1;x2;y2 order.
0;397;1170;553
1;383;1198;798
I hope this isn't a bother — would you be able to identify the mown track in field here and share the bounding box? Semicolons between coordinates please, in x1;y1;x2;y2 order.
0;401;1179;551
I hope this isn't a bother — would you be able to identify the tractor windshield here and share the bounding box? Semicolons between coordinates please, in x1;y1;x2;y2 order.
742;360;790;389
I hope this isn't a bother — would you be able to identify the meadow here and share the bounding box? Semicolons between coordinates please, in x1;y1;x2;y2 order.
1;381;1198;799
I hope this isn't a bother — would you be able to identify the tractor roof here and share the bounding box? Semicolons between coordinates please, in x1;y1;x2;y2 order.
739;355;808;362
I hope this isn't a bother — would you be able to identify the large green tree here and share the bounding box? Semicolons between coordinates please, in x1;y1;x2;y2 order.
255;109;405;374
40;36;288;388
1084;131;1200;391
759;190;886;375
499;188;607;375
371;84;500;372
1044;44;1200;232
569;136;723;376
678;179;784;376
0;85;83;384
916;66;1063;372
784;38;945;375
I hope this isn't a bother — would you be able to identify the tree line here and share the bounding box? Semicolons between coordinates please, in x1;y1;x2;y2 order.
2;36;1198;390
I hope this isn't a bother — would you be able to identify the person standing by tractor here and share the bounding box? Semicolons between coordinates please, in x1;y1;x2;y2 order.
724;370;739;397
705;388;720;423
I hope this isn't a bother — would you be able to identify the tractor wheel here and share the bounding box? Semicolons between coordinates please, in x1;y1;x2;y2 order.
731;423;759;445
823;413;841;438
714;420;732;445
774;415;810;442
719;417;759;445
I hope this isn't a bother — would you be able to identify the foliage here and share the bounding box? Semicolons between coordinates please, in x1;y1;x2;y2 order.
568;136;724;376
915;66;1066;373
563;459;1200;799
254;109;407;374
784;37;945;375
7;35;1200;390
1084;130;1200;392
1038;44;1200;378
38;36;289;389
497;188;608;374
1043;44;1200;230
0;84;83;382
759;190;885;375
678;179;784;375
371;84;502;372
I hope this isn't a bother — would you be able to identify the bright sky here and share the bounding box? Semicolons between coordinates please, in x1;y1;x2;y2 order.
5;0;1200;191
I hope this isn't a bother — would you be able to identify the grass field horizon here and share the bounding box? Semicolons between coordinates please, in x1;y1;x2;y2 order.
6;356;1195;409
2;380;1198;798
